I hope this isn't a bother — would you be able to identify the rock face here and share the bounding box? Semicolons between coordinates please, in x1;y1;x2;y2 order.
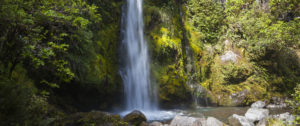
230;89;250;106
206;117;226;126
124;110;147;126
228;114;254;126
251;101;265;108
245;108;269;123
169;115;204;126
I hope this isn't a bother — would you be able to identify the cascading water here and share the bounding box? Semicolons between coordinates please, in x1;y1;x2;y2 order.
121;0;156;111
119;0;176;120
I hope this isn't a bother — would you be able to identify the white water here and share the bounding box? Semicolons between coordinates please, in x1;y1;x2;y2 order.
121;0;155;111
120;0;176;120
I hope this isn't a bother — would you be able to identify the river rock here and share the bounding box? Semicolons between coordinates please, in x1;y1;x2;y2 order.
169;115;205;126
124;110;147;126
245;108;269;123
140;121;149;126
206;117;227;126
228;114;254;126
149;121;163;126
251;101;265;108
267;97;288;108
270;112;295;125
256;118;267;126
266;103;287;109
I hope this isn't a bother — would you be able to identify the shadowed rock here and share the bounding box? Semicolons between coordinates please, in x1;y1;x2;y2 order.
124;110;147;126
228;114;254;126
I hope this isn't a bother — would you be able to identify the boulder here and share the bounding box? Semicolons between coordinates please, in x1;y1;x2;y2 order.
149;121;163;126
256;118;267;126
169;115;205;126
140;121;149;126
270;112;295;125
59;111;125;126
206;117;227;126
245;108;269;123
124;110;147;126
251;101;265;108
228;114;254;126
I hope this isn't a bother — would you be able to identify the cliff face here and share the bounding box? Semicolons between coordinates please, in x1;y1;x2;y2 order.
142;0;300;106
67;0;299;108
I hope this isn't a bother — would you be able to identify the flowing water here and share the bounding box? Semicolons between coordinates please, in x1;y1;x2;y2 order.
120;0;173;120
120;0;155;111
119;0;181;120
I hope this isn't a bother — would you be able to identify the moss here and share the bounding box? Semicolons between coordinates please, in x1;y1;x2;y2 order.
58;111;127;126
144;0;196;105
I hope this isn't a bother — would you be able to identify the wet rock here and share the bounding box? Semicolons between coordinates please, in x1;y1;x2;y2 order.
228;114;254;126
149;121;163;126
124;110;147;126
190;84;210;106
256;118;267;126
169;115;205;126
245;108;269;123
251;101;265;108
206;117;227;126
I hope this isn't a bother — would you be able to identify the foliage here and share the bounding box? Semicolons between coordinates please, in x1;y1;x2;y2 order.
0;68;49;126
223;0;300;94
0;0;101;87
0;0;123;125
270;0;300;21
290;84;300;124
187;0;224;43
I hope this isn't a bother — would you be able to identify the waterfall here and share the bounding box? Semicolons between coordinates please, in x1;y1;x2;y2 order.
120;0;157;111
119;0;177;121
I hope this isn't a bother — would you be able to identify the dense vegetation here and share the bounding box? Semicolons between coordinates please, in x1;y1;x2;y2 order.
0;0;299;125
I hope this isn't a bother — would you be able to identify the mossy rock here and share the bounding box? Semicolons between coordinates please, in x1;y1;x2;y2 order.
123;110;147;126
57;111;127;126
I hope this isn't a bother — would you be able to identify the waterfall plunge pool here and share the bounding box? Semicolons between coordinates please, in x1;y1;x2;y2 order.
115;106;291;123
